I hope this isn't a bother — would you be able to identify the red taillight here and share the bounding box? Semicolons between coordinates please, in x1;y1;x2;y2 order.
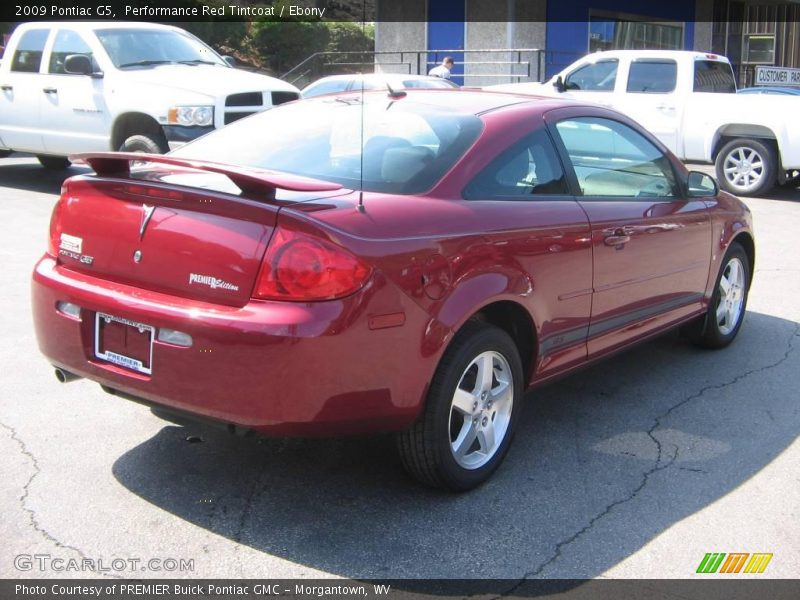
253;227;371;301
47;181;70;257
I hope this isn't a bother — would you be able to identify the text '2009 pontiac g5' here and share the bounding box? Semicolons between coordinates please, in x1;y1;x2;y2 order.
32;90;754;491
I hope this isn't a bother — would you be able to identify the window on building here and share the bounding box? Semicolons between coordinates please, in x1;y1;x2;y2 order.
627;60;678;93
10;29;49;73
743;35;775;64
589;16;682;52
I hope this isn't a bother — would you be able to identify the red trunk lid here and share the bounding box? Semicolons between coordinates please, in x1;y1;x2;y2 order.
55;176;277;307
53;154;346;307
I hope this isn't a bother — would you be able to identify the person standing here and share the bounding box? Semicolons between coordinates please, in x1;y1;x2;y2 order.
428;57;454;79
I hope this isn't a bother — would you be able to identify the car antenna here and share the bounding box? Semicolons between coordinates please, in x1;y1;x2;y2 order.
357;79;366;213
385;81;407;99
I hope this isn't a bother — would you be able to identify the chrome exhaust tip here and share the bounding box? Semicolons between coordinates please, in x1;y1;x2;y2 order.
54;368;81;383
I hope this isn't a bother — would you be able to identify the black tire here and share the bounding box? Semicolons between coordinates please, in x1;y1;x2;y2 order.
0;150;12;158
119;133;168;154
397;321;524;491
37;155;71;170
685;243;750;349
715;138;776;197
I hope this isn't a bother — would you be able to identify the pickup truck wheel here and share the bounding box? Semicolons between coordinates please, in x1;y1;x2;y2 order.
715;138;776;196
396;321;523;491
120;134;167;154
683;243;750;349
37;156;72;170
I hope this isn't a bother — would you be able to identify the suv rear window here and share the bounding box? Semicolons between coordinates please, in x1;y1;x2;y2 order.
694;60;736;93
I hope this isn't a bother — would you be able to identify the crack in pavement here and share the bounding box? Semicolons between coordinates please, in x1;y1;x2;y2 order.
498;322;800;596
0;420;121;579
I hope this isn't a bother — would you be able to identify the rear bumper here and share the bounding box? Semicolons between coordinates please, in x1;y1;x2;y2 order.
32;256;434;436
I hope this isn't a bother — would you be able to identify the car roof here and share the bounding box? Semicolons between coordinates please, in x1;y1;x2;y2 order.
305;73;450;87
309;88;572;116
319;73;443;81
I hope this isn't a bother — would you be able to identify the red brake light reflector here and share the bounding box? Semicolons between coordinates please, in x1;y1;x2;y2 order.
254;227;371;301
48;195;68;258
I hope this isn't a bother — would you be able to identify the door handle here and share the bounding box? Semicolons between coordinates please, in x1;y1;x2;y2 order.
604;234;631;247
656;103;675;111
42;87;58;94
0;84;12;91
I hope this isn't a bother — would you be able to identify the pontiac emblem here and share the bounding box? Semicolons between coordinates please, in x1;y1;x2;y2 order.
139;204;156;239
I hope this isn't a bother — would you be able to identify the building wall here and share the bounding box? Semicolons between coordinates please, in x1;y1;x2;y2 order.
375;0;426;75
694;0;714;51
544;0;698;76
375;0;714;83
465;0;547;86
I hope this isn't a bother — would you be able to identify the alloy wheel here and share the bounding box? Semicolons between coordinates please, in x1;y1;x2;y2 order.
722;146;765;193
716;256;746;335
448;350;514;470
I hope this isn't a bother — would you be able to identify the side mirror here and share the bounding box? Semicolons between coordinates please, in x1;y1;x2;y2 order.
687;171;718;197
223;55;236;67
64;54;101;78
553;75;566;93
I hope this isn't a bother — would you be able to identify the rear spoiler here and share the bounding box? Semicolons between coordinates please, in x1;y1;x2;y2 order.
70;152;342;197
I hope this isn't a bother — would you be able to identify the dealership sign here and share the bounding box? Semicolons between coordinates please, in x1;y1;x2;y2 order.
755;66;800;86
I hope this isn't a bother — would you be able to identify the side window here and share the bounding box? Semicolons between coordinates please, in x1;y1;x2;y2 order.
627;60;677;93
554;117;677;198
564;59;618;92
49;30;94;75
10;29;49;73
463;128;568;199
693;60;736;93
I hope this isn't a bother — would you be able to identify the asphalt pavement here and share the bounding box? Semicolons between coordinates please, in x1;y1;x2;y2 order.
1;155;798;581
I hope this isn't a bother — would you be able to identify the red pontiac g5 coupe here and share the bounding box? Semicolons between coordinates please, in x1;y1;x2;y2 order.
31;90;754;491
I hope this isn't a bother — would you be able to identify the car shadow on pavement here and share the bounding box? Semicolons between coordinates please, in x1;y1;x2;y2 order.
111;310;799;581
768;182;800;202
0;160;89;195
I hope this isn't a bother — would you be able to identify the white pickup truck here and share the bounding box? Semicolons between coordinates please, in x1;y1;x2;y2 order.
491;50;800;196
0;21;300;168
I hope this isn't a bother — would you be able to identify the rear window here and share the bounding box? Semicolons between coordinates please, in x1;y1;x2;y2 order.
172;95;483;195
694;60;736;93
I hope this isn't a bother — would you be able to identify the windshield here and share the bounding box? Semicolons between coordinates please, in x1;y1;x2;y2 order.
172;95;483;195
95;28;227;69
